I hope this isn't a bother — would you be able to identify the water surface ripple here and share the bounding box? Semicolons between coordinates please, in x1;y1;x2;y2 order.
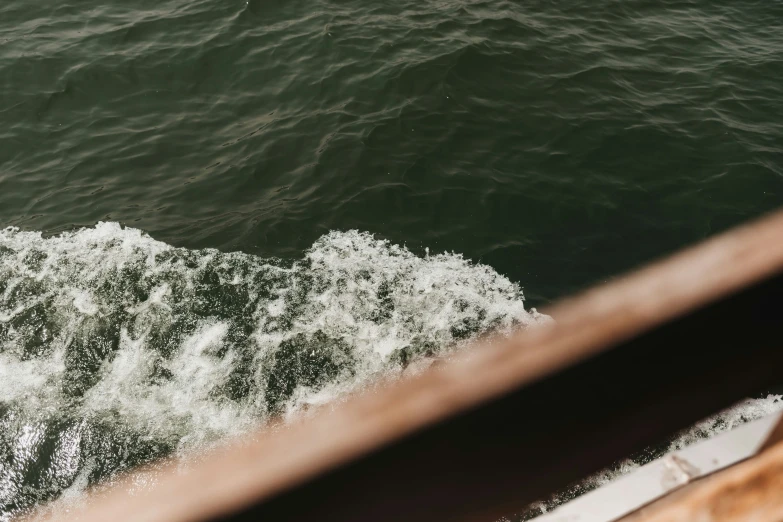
1;0;781;301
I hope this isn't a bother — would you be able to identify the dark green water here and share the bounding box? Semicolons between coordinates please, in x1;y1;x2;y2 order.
1;0;783;519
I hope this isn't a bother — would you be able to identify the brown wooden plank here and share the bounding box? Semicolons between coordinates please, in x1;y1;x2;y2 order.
621;439;783;522
41;209;783;522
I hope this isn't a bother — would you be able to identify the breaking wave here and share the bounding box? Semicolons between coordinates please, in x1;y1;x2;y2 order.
0;222;548;519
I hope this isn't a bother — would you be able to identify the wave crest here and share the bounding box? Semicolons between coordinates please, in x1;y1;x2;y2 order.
0;223;547;518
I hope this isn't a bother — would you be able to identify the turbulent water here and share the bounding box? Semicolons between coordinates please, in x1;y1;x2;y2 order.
2;0;783;519
0;223;548;519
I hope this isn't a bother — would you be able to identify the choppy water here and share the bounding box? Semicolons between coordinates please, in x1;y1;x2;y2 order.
0;224;549;518
2;0;783;519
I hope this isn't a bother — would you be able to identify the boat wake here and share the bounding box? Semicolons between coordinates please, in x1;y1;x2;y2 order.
0;223;547;519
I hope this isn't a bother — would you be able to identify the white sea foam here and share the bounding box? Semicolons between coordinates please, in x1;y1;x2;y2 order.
668;394;783;451
0;222;551;518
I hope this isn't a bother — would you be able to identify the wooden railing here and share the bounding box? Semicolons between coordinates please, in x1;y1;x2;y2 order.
43;209;783;522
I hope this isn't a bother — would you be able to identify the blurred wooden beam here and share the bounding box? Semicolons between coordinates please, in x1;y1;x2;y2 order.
47;210;783;522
